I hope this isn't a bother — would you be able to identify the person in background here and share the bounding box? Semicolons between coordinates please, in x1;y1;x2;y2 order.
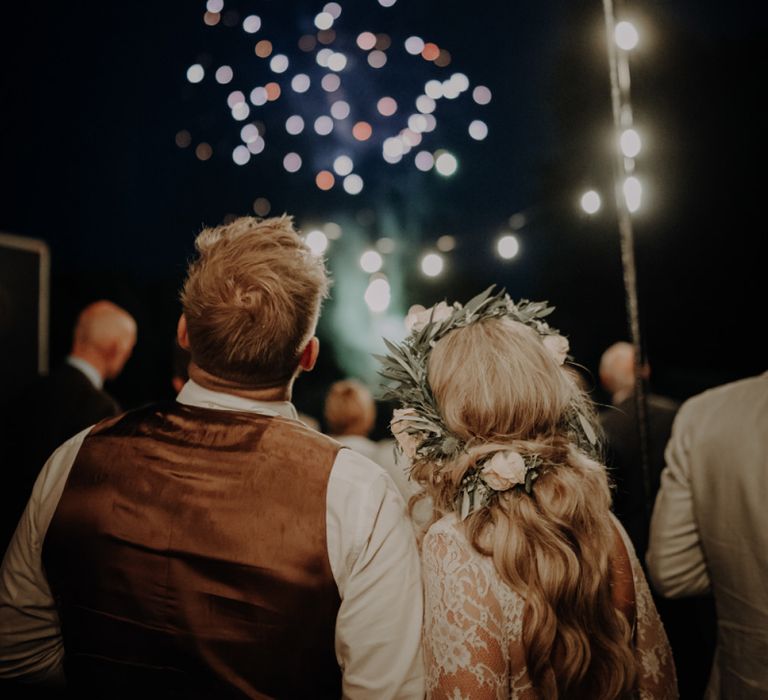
647;371;768;699
0;216;424;698
0;300;136;552
324;378;415;508
598;341;679;560
599;341;717;698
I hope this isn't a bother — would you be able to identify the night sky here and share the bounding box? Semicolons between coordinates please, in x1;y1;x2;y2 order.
1;0;765;426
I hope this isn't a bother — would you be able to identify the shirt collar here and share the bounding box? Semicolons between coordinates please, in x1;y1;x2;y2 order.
66;356;103;390
176;379;299;420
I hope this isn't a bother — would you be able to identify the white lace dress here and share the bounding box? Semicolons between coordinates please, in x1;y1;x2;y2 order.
421;514;678;699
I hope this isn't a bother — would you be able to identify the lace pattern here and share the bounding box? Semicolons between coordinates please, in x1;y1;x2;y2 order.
422;515;678;699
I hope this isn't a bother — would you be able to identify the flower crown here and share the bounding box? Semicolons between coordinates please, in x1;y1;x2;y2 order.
378;286;599;519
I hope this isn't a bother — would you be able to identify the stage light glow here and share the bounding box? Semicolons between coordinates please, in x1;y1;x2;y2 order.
356;32;376;50
215;66;233;84
285;115;304;135
468;120;488;140
232;145;251;165
327;52;347;72
434;151;458;176
414;150;434;171
242;15;261;33
377;97;397;117
305;229;329;255
330;100;350;119
497;234;520;260
620;128;642;158
421;253;444;277
472;85;492;105
360;250;383;273
321;73;341;92
416;95;436;114
315;170;335;190
291;73;310;93
186;64;204;83
580;190;602;214
253;197;270;216
405;36;424;55
368;50;387;69
615;21;639;50
352;121;372;141
364;277;391;313
623;177;642;212
283;152;302;172
314;12;334;30
437;235;456;252
333;155;354;176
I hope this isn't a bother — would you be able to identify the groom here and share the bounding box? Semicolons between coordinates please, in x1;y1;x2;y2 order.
0;216;424;698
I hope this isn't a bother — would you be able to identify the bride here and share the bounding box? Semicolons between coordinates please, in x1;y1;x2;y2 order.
382;289;677;699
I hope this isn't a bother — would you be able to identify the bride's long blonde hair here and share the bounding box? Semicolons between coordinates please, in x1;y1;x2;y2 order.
413;317;637;699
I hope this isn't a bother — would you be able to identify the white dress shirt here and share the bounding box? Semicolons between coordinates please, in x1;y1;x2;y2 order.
0;380;425;699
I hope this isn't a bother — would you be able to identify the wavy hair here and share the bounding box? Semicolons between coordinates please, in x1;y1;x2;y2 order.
412;318;637;698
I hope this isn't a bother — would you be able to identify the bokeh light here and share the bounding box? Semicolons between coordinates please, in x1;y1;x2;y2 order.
285;115;305;135
580;190;602;214
623;177;642;212
215;66;233;84
305;229;329;256
333;155;354;176
437;235;456;252
615;21;639;50
343;174;364;195
291;74;310;93
364;276;391;313
620;128;642;158
186;64;204;83
468;119;488;140
352;121;372;141
434;151;458;176
414;150;434;171
253;197;271;216
315;170;335;190
232;145;251;166
314;115;334;135
283;152;302;172
421;253;444;277
377;97;398;117
497;234;520;260
243;15;261;33
360;250;383;273
330;100;350;119
472;85;492;105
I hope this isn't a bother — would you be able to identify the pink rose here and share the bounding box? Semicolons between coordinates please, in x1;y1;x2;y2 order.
481;450;527;491
391;408;422;459
542;334;570;365
404;301;453;333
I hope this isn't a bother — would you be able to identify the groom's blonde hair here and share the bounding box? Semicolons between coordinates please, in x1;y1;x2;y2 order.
181;215;329;386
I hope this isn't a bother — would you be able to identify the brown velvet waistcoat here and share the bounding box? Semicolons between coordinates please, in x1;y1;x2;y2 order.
42;402;343;700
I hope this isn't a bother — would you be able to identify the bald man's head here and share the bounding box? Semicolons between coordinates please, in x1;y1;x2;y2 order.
72;301;137;380
599;341;649;403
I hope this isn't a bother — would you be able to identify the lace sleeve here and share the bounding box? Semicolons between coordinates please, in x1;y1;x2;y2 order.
626;532;679;699
421;521;534;700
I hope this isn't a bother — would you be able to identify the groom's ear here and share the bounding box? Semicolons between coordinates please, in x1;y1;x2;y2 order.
298;337;319;372
177;314;191;350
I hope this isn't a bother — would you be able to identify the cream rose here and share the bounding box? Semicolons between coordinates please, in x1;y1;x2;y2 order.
391;408;422;459
404;301;453;333
542;333;570;365
481;450;527;491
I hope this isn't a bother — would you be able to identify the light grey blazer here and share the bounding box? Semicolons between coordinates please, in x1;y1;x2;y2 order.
647;372;768;699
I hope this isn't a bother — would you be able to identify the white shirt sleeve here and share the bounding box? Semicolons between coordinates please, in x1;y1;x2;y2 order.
646;407;711;598
0;427;91;683
326;448;425;700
